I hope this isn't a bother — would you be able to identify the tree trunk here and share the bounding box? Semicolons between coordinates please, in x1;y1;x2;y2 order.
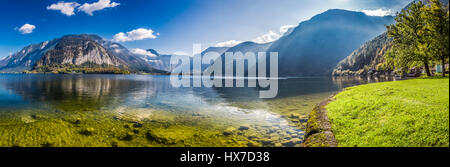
424;61;432;77
442;55;446;77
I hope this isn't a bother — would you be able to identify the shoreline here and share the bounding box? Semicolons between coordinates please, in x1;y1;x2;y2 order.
302;94;338;147
302;77;411;147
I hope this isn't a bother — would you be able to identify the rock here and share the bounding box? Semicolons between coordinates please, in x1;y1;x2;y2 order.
302;131;337;147
79;127;95;136
121;132;134;141
260;140;273;146
41;142;53;147
282;138;302;147
247;135;257;140
269;133;280;141
133;123;143;128
289;113;300;119
238;124;250;131
287;129;296;134
305;105;332;137
299;118;308;123
73;119;81;125
223;127;236;136
247;141;261;147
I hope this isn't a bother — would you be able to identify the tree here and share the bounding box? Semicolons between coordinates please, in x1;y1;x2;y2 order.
386;1;433;76
423;0;449;77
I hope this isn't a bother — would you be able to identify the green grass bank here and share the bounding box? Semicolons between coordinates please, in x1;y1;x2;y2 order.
326;77;449;147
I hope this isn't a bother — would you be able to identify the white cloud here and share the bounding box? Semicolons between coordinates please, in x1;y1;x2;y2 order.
279;25;294;34
362;9;393;16
252;30;281;44
131;48;158;58
78;0;120;16
17;24;36;34
214;24;297;47
47;2;80;16
214;40;243;47
112;28;158;42
173;51;190;56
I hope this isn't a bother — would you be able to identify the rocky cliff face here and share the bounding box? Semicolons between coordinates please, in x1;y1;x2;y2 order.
332;33;392;76
35;35;122;67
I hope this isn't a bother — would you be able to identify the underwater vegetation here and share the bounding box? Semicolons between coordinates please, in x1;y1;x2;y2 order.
0;103;310;147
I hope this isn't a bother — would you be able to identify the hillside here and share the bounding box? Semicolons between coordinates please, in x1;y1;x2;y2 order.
268;9;394;76
332;33;392;76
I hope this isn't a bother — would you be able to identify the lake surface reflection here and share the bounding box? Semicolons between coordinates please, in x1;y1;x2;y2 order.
0;74;392;147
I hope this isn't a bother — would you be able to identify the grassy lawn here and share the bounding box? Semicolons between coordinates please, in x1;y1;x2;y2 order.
326;77;449;147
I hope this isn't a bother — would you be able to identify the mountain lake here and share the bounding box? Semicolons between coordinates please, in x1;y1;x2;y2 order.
0;74;393;147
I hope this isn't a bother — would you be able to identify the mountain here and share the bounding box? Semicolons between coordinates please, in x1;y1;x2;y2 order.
36;35;122;67
332;33;391;76
0;34;160;74
169;46;231;74
267;9;394;76
137;49;176;72
0;39;59;73
222;41;271;54
197;46;231;73
94;36;160;73
207;41;272;76
202;46;230;56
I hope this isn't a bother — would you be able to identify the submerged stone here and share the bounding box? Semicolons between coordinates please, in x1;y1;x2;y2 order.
282;138;302;147
289;113;300;119
133;123;143;128
121;132;135;141
79;128;95;136
223;127;236;136
238;124;250;131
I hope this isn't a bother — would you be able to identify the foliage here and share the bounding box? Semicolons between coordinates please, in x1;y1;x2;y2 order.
386;1;430;75
423;0;450;76
327;78;449;147
31;62;131;74
386;0;449;76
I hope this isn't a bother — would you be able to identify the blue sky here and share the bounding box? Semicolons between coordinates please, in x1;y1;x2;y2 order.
0;0;412;59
